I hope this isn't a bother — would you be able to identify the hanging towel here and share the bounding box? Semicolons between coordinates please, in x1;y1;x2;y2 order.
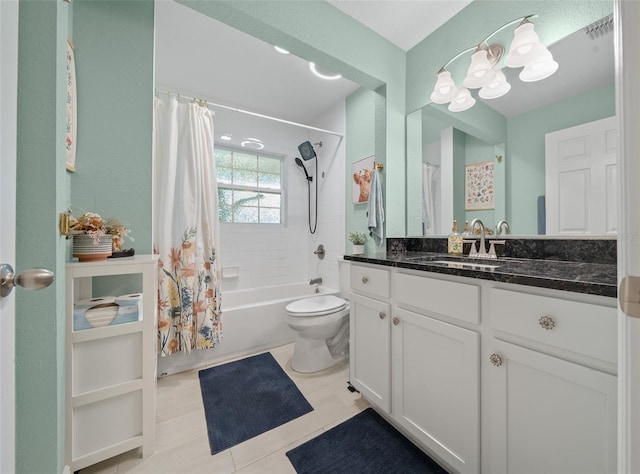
367;168;385;246
422;163;436;236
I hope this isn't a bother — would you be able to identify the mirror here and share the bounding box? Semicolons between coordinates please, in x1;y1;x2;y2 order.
406;14;615;237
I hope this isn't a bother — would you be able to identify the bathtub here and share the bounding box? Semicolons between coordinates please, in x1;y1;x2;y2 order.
157;282;338;376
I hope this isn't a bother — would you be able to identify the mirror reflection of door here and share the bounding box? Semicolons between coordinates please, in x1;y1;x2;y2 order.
545;116;617;235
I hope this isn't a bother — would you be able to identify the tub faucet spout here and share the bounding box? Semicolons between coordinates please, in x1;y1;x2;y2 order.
309;277;322;285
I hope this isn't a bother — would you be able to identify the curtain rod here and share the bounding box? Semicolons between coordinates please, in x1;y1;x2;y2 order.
156;88;345;138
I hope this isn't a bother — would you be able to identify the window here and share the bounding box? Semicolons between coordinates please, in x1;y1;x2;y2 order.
215;147;283;224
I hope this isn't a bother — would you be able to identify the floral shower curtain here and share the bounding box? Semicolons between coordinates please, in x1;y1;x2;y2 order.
153;96;222;356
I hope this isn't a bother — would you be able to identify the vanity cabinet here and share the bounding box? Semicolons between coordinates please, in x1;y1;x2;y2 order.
65;256;158;471
347;260;617;474
487;287;618;474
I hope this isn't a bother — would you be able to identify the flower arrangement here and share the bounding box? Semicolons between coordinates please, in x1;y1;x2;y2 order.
68;212;132;251
348;231;367;245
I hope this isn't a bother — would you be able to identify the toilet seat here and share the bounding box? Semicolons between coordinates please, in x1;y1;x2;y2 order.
286;295;347;317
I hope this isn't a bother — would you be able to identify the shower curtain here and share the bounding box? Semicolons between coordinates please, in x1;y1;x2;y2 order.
153;96;222;356
422;163;437;236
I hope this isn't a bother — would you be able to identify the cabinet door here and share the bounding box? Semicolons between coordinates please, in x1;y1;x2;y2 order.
349;293;391;412
489;340;617;474
393;308;480;474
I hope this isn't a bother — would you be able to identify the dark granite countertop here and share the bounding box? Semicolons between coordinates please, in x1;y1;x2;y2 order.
344;252;617;298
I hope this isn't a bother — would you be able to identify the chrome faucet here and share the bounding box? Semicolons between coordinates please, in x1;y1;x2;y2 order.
496;220;510;236
470;218;488;258
309;277;323;285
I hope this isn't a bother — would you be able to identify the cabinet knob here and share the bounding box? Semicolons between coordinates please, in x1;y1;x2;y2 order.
362;276;369;284
489;353;503;367
379;311;385;320
539;315;556;330
392;317;400;326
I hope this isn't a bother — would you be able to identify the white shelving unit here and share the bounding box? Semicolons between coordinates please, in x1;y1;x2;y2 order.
65;255;158;471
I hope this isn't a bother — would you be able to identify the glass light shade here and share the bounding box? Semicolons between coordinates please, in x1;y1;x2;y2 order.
463;49;497;89
479;69;511;99
430;71;458;104
519;49;559;82
505;22;546;68
448;87;476;112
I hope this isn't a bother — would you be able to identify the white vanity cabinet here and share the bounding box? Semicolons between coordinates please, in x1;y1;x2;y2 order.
65;255;158;471
349;264;391;412
487;287;618;474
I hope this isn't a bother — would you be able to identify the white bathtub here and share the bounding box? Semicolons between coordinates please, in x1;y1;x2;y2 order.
157;282;338;376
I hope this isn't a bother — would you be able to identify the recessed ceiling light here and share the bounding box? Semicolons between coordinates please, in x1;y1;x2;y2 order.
246;137;263;142
274;46;290;55
241;140;264;150
309;62;342;81
220;134;232;141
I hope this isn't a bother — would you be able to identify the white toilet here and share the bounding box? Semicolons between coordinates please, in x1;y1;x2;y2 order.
285;262;351;373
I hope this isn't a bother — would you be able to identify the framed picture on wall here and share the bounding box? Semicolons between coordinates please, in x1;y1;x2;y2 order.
352;155;374;203
66;39;77;172
465;160;495;210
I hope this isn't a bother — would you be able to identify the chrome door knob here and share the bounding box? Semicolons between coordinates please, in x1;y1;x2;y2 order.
0;263;55;297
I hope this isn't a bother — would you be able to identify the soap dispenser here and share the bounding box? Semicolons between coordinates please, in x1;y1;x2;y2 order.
448;220;463;256
461;221;471;236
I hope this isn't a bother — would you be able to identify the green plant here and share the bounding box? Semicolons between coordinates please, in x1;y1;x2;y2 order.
348;231;367;245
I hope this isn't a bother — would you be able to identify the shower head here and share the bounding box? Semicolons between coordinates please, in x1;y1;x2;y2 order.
295;157;312;181
298;141;317;161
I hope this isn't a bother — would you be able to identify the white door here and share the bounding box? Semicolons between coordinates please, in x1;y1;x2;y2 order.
545;116;617;235
0;1;19;472
392;308;479;474
489;340;617;474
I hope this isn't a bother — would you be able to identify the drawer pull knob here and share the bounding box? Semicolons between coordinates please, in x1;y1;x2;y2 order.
539;315;556;330
392;317;400;326
379;312;385;320
362;276;369;284
489;353;503;367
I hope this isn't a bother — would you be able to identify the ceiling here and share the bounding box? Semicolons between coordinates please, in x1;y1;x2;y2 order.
154;1;470;130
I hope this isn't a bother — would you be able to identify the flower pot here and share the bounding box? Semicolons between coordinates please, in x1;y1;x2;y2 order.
72;234;113;262
352;244;365;254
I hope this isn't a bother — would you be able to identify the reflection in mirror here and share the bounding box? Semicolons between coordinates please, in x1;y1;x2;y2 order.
407;14;615;237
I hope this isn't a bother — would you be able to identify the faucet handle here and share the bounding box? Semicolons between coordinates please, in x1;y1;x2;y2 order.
463;239;477;257
488;240;506;259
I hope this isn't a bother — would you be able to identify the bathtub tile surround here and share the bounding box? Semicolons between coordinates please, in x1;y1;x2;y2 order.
81;343;369;473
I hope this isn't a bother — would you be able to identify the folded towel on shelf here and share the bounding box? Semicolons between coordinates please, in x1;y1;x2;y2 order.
367;168;385;246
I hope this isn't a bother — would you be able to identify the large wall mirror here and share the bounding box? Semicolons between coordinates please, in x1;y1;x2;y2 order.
406;11;615;237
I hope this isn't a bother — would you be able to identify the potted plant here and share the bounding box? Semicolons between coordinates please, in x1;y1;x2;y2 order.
69;212;131;261
348;231;367;254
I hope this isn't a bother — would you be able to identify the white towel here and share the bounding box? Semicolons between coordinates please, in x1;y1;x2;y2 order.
367;169;385;246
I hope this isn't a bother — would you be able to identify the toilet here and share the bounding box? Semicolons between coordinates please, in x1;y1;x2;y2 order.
285;294;350;373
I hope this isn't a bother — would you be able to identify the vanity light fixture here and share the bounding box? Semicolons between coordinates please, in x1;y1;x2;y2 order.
309;62;342;80
431;15;558;112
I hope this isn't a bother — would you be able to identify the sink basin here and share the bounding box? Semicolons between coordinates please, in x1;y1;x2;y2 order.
431;260;501;270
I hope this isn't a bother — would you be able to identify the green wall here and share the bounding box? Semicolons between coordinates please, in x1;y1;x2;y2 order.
508;83;615;234
16;1;71;472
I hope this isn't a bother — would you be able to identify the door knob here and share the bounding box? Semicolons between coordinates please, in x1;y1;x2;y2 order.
0;263;55;297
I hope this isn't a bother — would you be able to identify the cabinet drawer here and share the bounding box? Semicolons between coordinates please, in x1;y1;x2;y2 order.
489;288;617;364
394;272;479;324
350;264;390;298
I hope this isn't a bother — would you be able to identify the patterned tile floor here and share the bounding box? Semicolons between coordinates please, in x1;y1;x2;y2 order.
81;343;369;473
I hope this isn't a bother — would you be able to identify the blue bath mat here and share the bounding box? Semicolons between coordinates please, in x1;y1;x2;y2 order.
286;408;449;473
199;352;313;454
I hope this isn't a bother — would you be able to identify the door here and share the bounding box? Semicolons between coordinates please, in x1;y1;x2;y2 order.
1;1;19;472
392;308;479;474
545;117;618;235
545;116;617;235
349;293;391;412
489;340;617;474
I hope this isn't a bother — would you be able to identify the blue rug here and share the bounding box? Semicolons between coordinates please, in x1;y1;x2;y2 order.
199;352;313;454
286;408;449;473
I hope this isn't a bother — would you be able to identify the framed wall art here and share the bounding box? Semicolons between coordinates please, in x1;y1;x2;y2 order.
465;160;495;210
351;155;374;204
66;39;77;172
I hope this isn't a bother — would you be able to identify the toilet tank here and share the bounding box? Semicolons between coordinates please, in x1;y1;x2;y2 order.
338;259;351;298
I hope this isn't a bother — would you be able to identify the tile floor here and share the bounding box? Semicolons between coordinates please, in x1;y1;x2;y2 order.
81;343;369;473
